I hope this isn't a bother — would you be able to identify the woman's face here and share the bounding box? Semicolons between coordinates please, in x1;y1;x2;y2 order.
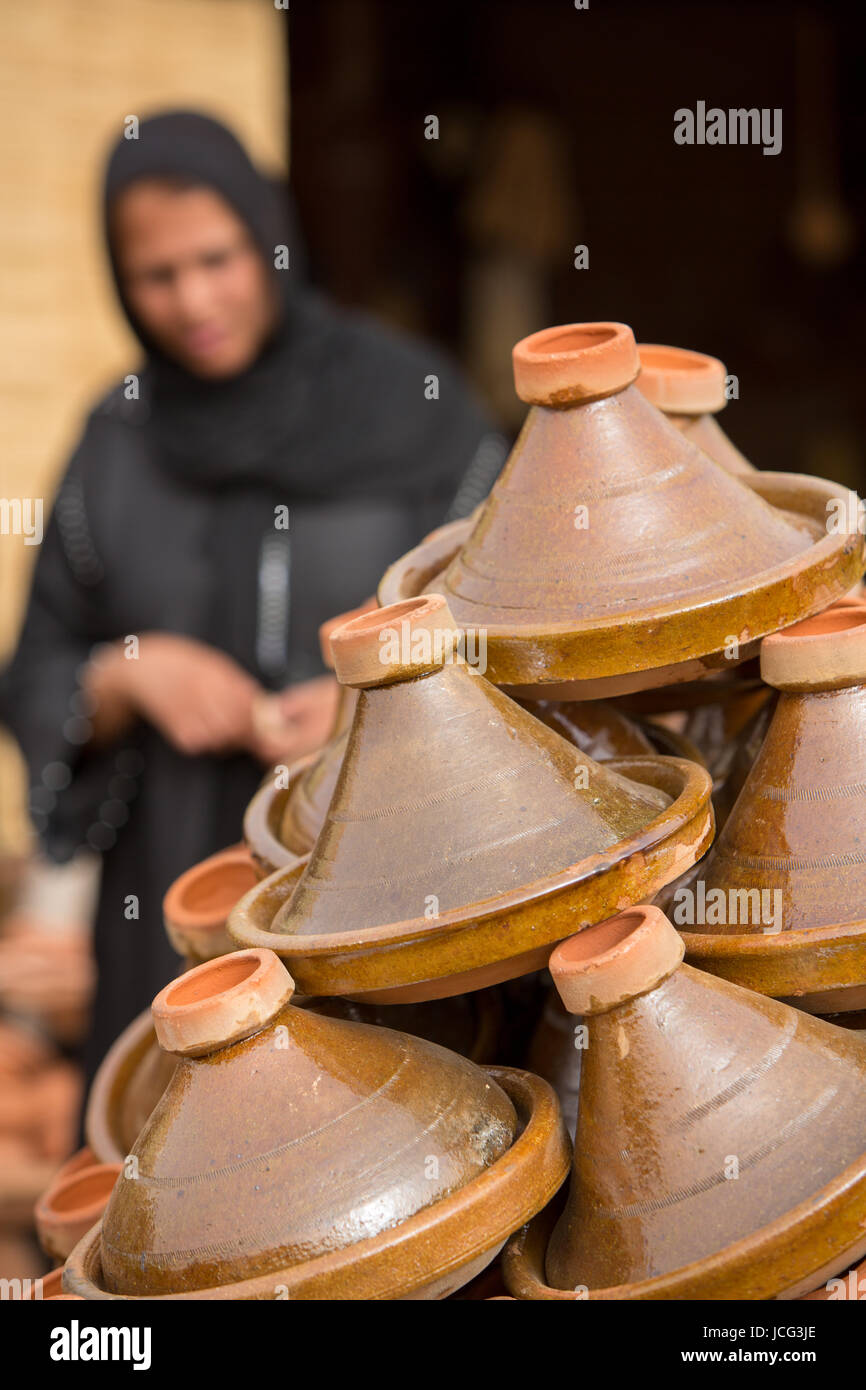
112;180;277;379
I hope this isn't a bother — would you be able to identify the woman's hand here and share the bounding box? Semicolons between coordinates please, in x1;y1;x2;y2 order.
250;674;341;765
85;633;260;756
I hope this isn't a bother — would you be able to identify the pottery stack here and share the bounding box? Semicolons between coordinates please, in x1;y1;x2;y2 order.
56;319;866;1301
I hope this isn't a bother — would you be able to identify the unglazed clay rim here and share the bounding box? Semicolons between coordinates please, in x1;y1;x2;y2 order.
760;602;866;691
318;597;378;669
503;1146;866;1301
512;322;640;405
226;756;713;996
636;343;728;415
35;1163;122;1254
85;1006;160;1164
378;473;864;688
549;906;685;1016
62;1067;571;1301
680;920;866;999
243;762;313;873
162;844;258;962
330;594;460;689
151;949;295;1057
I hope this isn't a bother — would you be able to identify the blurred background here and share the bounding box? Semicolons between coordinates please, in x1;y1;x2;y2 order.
0;0;863;1280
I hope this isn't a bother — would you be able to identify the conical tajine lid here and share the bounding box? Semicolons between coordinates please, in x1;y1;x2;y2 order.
243;601;375;870
228;595;714;1000
681;601;866;1010
636;342;754;474
68;949;570;1300
508;906;866;1300
379;323;862;696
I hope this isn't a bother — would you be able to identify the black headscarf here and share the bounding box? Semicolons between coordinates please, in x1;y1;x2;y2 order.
103;110;482;503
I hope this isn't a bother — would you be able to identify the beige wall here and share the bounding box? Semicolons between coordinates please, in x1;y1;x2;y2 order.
0;0;286;852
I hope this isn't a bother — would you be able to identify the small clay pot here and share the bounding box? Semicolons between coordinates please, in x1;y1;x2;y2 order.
34;1162;122;1262
504;906;866;1300
636;342;754;474
66;950;570;1300
228;594;713;1002
379;322;862;697
163;845;259;962
682;602;866;1010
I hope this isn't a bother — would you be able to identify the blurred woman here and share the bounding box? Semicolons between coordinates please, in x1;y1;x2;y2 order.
1;111;494;1078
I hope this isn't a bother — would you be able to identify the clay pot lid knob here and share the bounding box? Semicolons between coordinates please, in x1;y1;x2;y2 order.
636;344;728;416
512;322;640;406
152;948;295;1057
760;602;866;691
318;597;378;669
330;594;462;689
549;905;684;1015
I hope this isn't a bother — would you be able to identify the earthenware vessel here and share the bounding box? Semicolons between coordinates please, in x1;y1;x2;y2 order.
636;343;754;474
85;985;504;1164
526;989;582;1137
34;1161;122;1262
379;323;862;697
801;1256;866;1301
517;698;654;759
503;906;866;1299
243;600;376;874
163;845;259;962
228;594;713;1002
681;602;866;1011
66;949;570;1299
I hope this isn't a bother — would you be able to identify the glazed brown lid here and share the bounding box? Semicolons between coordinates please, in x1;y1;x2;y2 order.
255;596;674;948
98;948;520;1296
686;600;866;949
541;907;866;1295
440;323;810;631
379;322;858;693
636;343;727;416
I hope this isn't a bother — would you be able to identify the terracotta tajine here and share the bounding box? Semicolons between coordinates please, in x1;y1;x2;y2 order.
244;599;376;875
503;906;866;1300
379;322;862;697
65;949;569;1300
636;342;754;474
163;845;259;963
84;983;503;1165
681;602;866;1012
34;1160;122;1263
228;594;713;1002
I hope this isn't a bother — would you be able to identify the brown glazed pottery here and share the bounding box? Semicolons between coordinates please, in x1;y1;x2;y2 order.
228;594;713;1001
681;603;866;1012
84;985;503;1165
243;600;376;873
162;844;259;962
517;697;654;759
379;322;862;698
526;988;582;1138
801;1256;866;1301
65;950;569;1300
503;906;866;1300
34;1161;122;1263
636;343;754;474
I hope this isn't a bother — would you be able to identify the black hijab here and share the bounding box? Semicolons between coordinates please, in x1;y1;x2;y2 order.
103;111;479;504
